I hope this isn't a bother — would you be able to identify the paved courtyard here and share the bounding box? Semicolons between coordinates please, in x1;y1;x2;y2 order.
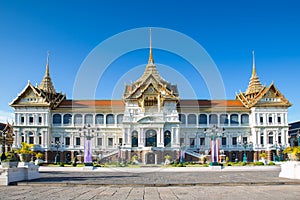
1;166;300;199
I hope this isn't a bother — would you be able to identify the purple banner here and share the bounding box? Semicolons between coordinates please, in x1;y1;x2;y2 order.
84;140;92;163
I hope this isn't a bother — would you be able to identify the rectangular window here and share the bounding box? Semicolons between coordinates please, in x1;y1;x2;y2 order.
65;137;70;146
118;138;123;145
108;138;113;146
200;137;205;146
277;116;281;123
97;138;103;146
260;116;264;124
189;138;195;147
38;116;42;124
21;136;24;143
268;136;273;144
268;116;272;123
38;136;42;145
76;137;80;146
232;137;237;146
21;116;25;123
261;134;264;145
29;137;34;144
222;137;226;146
278;135;281;144
243;137;247;144
55;137;60;143
29;116;34;124
180;138;184;146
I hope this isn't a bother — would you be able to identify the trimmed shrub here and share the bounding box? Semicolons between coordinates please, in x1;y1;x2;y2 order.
268;161;275;166
254;161;264;166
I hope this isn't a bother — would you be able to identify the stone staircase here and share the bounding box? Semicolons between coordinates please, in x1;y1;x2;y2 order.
185;150;205;159
100;149;119;162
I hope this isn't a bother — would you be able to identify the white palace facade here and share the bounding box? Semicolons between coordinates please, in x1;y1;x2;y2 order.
10;44;291;164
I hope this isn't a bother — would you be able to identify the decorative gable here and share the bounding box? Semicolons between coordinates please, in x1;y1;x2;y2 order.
255;83;291;107
10;82;49;107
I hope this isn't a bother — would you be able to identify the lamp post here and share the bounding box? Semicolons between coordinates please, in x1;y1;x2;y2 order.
79;124;94;166
180;144;187;164
0;130;7;161
297;131;300;146
240;140;252;162
117;143;124;165
204;125;225;166
52;139;63;164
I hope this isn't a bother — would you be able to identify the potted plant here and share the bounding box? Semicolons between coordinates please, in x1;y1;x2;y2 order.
1;151;19;168
131;155;138;164
34;152;44;165
283;147;300;161
259;152;267;164
164;155;171;165
18;142;34;162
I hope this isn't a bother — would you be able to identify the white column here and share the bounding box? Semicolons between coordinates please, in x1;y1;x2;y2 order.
264;129;268;146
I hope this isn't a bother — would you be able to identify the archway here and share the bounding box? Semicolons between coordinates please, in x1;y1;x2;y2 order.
146;152;155;164
131;131;138;147
164;131;171;147
146;129;157;147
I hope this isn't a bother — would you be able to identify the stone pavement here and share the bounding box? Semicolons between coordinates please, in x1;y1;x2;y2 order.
1;166;300;199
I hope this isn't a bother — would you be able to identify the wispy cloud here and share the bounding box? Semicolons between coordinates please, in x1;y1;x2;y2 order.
0;110;13;123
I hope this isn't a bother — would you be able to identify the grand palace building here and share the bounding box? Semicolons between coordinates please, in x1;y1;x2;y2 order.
10;38;292;164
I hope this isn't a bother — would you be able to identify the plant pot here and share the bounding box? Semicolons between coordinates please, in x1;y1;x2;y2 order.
1;161;19;168
19;154;32;162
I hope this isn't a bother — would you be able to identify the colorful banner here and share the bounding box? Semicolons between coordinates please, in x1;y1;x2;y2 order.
211;139;220;163
84;139;92;163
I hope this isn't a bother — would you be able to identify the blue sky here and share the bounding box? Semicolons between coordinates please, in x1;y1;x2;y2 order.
0;0;300;122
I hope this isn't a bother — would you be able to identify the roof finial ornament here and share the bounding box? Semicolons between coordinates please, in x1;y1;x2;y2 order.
252;50;257;78
46;51;50;76
148;28;154;64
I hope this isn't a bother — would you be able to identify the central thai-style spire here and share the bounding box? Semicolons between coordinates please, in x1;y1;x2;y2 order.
246;50;263;95
148;28;154;65
39;51;56;94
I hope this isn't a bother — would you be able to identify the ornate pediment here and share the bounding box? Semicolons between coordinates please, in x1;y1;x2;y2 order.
10;82;48;106
10;81;66;109
137;116;164;123
255;83;291;107
236;83;291;108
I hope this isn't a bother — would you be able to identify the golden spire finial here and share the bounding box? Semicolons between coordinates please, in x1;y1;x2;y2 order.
46;51;50;76
251;50;256;78
246;50;262;95
39;50;56;94
148;28;154;64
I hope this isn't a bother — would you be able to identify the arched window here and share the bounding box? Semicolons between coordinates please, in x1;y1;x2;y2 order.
95;114;104;124
209;114;218;125
53;114;61;124
230;114;239;125
28;132;34;144
241;114;249;125
188;114;197;124
84;114;93;125
179;114;186;124
131;131;138;147
63;114;72;125
199;114;207;125
106;114;115;124
74;114;83;125
164;131;171;147
220;114;228;125
38;133;42;145
117;114;124;124
21;133;24;143
268;132;274;144
146;129;157;147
